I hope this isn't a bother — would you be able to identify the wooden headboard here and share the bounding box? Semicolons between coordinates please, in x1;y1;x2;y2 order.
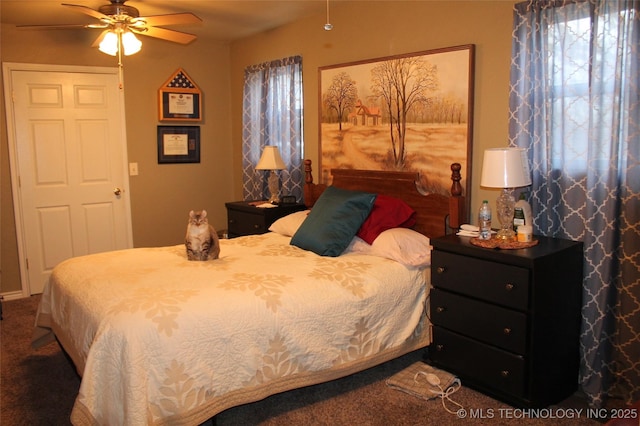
303;159;465;239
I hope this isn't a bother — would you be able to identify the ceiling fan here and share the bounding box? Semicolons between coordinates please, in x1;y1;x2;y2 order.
18;0;202;47
18;1;202;88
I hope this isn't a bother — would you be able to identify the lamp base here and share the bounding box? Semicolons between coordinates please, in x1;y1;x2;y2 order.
267;170;280;204
495;188;516;241
496;228;516;241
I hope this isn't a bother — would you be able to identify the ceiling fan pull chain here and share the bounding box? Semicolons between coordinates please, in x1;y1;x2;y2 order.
117;32;124;90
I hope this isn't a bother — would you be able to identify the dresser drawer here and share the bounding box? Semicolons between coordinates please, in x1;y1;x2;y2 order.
430;327;526;398
227;210;267;235
430;288;528;354
432;250;530;310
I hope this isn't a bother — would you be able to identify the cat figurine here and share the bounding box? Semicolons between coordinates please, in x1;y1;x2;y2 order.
185;210;220;261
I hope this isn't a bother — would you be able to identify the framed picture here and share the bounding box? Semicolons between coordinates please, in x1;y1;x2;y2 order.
158;68;202;122
157;126;200;164
159;91;201;121
319;45;475;216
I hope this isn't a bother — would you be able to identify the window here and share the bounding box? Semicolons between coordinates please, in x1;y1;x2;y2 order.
242;56;304;202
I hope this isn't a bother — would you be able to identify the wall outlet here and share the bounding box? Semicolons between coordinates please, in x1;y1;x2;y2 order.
129;162;139;176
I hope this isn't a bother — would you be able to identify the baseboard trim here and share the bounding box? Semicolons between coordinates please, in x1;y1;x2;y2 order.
0;290;28;301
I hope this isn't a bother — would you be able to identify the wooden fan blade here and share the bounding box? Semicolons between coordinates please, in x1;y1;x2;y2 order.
134;13;201;27
133;26;197;44
91;30;110;47
16;23;103;30
62;3;111;22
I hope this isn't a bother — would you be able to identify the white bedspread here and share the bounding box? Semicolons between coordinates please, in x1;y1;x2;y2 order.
33;232;431;425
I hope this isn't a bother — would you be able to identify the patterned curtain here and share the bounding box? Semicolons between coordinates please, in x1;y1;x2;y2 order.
509;0;639;407
242;56;304;202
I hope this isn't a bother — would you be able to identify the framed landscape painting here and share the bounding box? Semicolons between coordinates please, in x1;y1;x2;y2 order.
319;44;475;215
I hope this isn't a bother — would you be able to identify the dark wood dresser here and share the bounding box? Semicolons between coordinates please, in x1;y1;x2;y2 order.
225;201;306;238
428;234;583;408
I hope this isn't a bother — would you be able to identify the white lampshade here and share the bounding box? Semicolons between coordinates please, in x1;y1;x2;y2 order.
255;146;286;170
480;148;532;188
121;31;142;56
98;31;119;56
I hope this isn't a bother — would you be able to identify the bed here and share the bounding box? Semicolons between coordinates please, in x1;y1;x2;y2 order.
32;160;465;426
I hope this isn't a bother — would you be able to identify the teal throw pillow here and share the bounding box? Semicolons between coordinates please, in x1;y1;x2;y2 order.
291;186;376;256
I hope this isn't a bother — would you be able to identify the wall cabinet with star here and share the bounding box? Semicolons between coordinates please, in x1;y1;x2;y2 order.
158;68;202;122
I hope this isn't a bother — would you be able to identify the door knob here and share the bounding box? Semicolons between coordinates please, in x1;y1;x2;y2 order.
113;187;122;196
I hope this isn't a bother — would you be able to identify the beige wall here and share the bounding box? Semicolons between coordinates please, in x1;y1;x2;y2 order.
1;1;516;294
230;0;517;224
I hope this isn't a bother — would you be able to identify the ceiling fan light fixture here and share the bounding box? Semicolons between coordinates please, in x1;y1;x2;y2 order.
98;31;119;56
121;31;141;55
98;29;141;56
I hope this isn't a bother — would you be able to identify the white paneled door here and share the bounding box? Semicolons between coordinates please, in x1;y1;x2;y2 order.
3;64;133;295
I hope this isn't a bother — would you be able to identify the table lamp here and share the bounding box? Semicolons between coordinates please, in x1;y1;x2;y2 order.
256;146;286;204
480;147;532;240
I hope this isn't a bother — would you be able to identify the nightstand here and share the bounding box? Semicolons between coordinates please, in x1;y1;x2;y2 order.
428;234;583;408
225;201;306;238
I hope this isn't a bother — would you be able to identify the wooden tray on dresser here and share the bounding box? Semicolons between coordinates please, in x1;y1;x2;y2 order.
470;237;539;250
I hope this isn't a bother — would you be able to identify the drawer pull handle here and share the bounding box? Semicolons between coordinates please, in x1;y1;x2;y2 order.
229;219;235;224
503;327;512;335
436;266;446;274
436;344;444;351
436;306;445;314
253;224;260;229
505;283;515;291
501;370;510;378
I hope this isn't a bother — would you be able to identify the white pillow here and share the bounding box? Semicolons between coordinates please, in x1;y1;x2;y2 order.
348;228;432;268
345;236;374;254
268;210;311;236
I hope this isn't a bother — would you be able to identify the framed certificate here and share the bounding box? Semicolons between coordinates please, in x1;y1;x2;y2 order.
158;68;202;122
157;126;200;163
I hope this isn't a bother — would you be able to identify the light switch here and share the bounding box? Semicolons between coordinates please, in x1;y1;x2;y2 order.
129;162;139;176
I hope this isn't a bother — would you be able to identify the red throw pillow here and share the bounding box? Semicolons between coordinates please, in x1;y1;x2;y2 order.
356;194;416;244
